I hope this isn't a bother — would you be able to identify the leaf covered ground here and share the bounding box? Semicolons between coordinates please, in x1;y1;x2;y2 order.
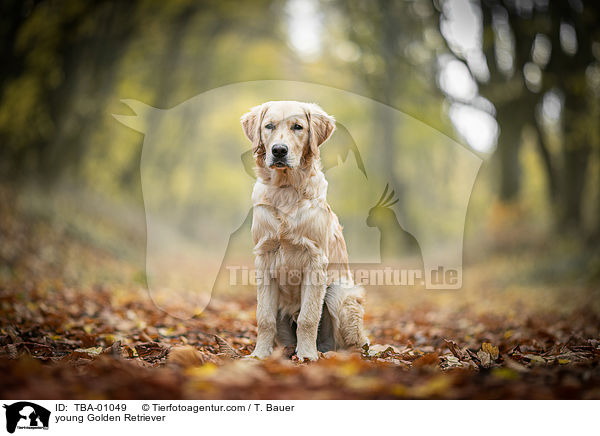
1;189;600;399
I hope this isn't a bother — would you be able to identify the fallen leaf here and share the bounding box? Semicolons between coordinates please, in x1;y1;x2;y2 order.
168;346;209;367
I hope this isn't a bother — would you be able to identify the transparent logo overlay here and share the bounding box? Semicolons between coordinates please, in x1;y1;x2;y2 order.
114;81;482;319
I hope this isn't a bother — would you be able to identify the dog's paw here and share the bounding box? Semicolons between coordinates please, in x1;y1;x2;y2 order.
296;347;319;362
247;347;272;360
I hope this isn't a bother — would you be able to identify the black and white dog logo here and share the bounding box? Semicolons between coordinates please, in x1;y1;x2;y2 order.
3;402;50;433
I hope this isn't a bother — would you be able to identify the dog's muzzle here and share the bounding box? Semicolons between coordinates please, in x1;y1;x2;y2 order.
269;143;289;168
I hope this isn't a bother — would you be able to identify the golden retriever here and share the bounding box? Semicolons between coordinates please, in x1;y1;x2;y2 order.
240;101;368;361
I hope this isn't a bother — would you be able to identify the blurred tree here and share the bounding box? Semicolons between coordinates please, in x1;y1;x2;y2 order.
0;0;287;187
332;0;447;212
544;1;599;231
0;0;138;181
439;0;600;235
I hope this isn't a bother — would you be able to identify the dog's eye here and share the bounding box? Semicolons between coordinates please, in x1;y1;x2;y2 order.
265;123;274;130
292;124;303;130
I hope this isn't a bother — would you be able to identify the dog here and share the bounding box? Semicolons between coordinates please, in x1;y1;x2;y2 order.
240;101;368;361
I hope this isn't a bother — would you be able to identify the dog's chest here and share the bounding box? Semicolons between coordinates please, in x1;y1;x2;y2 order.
266;198;325;250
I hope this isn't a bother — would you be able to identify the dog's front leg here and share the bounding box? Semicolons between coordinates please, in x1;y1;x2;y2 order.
296;266;327;361
250;273;279;359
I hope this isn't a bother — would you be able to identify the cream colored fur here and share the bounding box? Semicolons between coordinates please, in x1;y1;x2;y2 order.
241;101;368;361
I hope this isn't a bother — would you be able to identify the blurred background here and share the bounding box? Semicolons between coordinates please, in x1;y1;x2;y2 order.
1;0;599;303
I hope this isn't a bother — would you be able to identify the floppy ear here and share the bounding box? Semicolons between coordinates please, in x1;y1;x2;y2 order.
306;103;336;156
240;104;266;158
240;104;260;143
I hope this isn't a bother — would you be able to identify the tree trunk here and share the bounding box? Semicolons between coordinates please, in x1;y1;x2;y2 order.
532;118;558;201
559;93;591;232
495;104;523;202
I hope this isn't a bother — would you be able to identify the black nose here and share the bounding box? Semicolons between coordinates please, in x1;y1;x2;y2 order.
272;144;288;158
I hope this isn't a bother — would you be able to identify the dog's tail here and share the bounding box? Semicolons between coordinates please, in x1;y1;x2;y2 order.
324;282;369;350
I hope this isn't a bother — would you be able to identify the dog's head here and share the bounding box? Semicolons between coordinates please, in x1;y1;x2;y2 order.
241;101;335;171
